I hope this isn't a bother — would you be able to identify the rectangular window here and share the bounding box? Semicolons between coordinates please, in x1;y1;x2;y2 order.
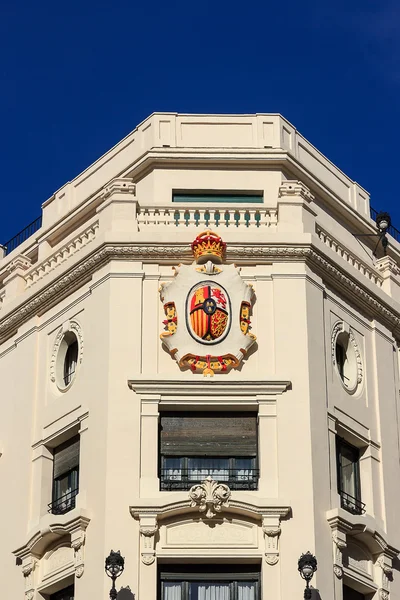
172;193;263;204
49;436;80;515
160;565;260;600
336;438;365;515
160;412;258;491
50;585;75;600
343;585;365;600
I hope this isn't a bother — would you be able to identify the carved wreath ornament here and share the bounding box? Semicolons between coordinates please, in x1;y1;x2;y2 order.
159;231;256;376
189;476;231;518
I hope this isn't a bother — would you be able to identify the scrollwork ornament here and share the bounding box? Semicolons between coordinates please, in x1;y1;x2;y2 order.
380;590;389;600
141;553;155;566
333;565;343;579
189;476;231;519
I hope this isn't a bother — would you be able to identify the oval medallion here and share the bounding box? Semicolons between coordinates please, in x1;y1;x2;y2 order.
186;281;231;344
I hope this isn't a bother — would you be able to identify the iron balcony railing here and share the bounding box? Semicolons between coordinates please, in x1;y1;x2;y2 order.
160;468;259;491
370;206;400;243
48;488;79;515
2;215;42;256
340;490;366;516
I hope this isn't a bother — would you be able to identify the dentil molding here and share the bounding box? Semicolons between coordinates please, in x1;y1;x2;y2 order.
2;241;400;343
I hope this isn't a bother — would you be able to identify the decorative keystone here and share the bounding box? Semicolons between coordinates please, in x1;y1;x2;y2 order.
189;476;231;519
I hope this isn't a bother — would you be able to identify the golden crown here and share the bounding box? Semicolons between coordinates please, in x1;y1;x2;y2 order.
191;230;226;264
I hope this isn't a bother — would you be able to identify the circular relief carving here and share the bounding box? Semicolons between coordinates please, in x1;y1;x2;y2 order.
331;321;363;394
50;320;83;391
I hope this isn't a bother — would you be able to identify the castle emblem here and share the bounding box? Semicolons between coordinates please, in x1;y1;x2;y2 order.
160;231;256;376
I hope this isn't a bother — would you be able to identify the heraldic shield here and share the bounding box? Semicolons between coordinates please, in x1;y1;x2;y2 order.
187;282;231;343
159;230;256;376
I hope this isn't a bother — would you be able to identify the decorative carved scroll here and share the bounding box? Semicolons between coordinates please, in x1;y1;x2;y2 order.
139;524;158;565
189;476;231;519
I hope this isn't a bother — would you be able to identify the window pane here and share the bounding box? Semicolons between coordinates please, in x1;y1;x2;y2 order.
235;459;253;480
188;458;230;481
238;583;256;600
163;583;182;600
164;458;183;481
340;444;359;498
189;583;230;600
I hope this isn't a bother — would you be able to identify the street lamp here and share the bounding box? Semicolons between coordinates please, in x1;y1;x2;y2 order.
353;211;392;257
105;550;125;600
298;551;317;599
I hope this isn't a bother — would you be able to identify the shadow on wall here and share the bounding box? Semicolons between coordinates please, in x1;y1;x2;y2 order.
117;587;135;600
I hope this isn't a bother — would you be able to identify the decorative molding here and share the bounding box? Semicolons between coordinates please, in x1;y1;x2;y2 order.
262;516;281;565
22;556;38;600
2;241;400;344
139;525;158;566
278;180;314;202
101;177;136;199
14;513;90;595
71;530;86;578
331;321;363;391
131;499;290;521
128;378;291;398
189;476;231;519
332;530;347;578
316;226;383;287
50;320;84;385
25;221;99;288
6;254;32;275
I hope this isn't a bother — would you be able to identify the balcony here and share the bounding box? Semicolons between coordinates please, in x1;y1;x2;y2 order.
340;490;366;516
48;488;79;515
160;468;259;491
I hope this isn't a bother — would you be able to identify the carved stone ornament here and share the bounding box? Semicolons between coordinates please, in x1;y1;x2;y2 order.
331;321;363;392
139;525;158;565
71;530;86;578
22;557;38;600
262;516;281;565
159;231;256;376
3;239;400;345
332;530;347;578
189;476;231;518
50;320;84;384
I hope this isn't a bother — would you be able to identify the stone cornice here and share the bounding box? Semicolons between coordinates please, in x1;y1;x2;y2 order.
128;378;291;397
130;499;291;521
1;241;400;343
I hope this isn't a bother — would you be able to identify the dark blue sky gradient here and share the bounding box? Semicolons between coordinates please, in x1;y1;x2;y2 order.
1;0;399;242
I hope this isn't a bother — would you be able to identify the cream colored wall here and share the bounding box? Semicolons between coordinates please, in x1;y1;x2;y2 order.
1;113;400;600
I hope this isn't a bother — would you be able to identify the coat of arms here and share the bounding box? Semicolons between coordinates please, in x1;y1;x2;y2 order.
160;231;256;376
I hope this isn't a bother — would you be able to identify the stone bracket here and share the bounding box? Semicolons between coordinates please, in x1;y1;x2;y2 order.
262;515;281;565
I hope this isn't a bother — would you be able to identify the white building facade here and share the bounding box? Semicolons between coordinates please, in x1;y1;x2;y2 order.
1;113;400;600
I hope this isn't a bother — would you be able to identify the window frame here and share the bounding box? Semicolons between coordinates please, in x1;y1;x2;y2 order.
49;584;75;600
159;565;261;600
159;412;259;491
336;437;365;515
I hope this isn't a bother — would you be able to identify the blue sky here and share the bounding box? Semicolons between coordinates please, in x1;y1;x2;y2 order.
1;0;399;243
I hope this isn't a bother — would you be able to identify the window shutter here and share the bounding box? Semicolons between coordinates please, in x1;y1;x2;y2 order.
53;436;80;478
160;413;257;456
